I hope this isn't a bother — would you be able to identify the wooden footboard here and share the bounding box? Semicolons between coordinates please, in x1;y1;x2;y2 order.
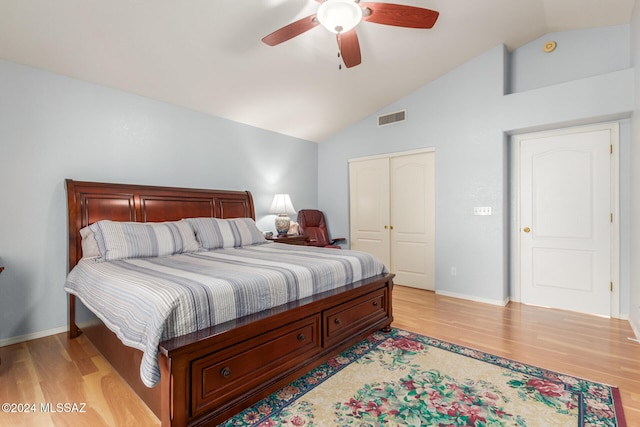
163;273;393;426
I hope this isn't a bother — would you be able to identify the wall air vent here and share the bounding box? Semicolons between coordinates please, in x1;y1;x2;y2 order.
377;110;406;127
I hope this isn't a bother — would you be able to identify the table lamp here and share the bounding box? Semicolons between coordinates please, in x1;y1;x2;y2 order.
269;194;296;236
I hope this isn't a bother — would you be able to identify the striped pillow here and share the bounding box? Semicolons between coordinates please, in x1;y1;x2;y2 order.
89;220;200;261
187;217;267;249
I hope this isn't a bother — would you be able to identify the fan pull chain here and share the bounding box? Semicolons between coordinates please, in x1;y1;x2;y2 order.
336;34;343;70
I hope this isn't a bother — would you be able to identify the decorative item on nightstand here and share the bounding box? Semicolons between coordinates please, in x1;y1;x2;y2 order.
269;194;296;236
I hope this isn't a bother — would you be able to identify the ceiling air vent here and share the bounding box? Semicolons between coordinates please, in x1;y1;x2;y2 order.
378;110;406;127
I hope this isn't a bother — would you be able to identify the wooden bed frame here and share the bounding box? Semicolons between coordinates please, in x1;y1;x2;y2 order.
65;179;394;427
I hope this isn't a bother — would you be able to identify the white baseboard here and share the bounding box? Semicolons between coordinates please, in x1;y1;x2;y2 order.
0;326;68;347
629;312;640;341
435;289;510;307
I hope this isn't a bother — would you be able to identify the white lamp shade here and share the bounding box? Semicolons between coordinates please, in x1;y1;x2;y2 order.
269;194;296;215
317;0;363;34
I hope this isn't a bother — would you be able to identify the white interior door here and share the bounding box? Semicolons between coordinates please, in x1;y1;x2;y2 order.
349;158;390;267
520;128;612;316
390;152;435;290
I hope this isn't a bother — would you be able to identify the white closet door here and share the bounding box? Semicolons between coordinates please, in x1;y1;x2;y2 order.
349;151;435;290
349;158;391;267
390;152;435;290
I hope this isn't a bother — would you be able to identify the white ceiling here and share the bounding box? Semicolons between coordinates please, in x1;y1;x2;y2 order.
0;0;635;142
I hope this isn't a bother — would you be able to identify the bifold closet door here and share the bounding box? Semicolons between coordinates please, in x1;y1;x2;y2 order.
349;158;391;267
349;151;435;291
390;152;435;290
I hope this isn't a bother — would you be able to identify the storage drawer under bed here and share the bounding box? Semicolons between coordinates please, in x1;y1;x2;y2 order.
191;315;321;417
323;287;389;347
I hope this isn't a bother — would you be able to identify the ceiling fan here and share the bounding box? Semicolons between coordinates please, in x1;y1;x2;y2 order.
262;0;439;69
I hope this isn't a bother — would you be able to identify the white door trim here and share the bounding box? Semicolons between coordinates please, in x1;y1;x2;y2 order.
511;122;620;318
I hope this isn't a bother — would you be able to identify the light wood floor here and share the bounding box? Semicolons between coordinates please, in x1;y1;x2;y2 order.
1;285;638;426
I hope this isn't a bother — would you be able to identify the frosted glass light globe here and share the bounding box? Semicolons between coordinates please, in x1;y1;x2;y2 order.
317;0;363;34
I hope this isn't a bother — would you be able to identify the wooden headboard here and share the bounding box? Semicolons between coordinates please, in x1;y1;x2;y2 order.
65;179;255;272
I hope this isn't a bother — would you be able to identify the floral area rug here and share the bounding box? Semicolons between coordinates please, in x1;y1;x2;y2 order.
221;328;626;426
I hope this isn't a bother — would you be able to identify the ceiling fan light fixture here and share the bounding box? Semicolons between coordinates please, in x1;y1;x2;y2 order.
317;0;363;34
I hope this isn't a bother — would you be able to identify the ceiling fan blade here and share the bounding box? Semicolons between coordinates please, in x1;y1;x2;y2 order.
337;29;361;68
262;14;320;46
360;2;439;29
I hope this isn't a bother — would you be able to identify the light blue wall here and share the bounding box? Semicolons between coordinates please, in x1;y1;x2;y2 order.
318;26;634;309
0;59;318;343
509;25;630;93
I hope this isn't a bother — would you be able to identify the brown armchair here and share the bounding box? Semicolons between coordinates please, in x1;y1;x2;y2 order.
297;209;346;249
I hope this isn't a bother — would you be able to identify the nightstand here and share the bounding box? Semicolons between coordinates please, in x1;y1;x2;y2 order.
266;235;309;245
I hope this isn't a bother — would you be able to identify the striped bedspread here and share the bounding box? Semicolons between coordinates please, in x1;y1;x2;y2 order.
64;242;388;387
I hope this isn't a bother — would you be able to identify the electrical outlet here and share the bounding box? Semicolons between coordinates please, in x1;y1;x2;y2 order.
473;207;492;216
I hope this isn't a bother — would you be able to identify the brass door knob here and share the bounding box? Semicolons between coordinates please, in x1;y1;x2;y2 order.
523;227;531;233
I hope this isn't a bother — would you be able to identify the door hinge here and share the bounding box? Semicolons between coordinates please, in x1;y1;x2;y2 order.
610;282;613;292
611;213;613;223
610;144;613;154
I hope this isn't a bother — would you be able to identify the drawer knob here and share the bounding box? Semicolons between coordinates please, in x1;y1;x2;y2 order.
220;367;232;378
334;318;342;325
297;333;306;342
372;301;379;306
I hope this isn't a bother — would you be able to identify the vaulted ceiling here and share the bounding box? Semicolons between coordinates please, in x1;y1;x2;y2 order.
0;0;635;142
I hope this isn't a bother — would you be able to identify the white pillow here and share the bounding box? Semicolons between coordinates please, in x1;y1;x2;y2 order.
89;219;200;261
79;226;100;258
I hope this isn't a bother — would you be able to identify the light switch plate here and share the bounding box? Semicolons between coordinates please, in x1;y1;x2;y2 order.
473;207;492;216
